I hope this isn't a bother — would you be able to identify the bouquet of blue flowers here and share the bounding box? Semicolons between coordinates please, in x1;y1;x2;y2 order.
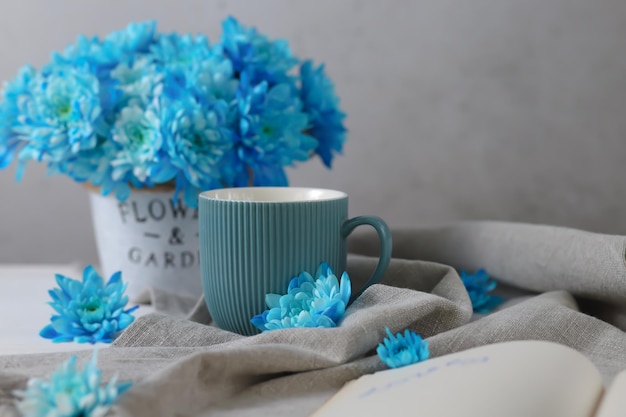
0;17;346;207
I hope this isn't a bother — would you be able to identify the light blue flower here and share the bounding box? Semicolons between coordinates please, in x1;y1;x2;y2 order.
220;16;298;86
0;65;36;171
14;350;131;417
1;64;36;118
47;135;133;201
300;61;347;168
158;96;235;206
187;54;239;105
231;77;316;186
110;57;164;107
13;65;103;165
104;20;156;55
40;265;138;344
53;21;156;88
110;103;162;183
459;269;505;313
377;327;430;369
53;35;118;75
151;32;212;77
251;262;351;331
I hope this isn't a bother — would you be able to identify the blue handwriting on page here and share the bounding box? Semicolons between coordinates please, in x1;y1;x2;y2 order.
358;355;490;399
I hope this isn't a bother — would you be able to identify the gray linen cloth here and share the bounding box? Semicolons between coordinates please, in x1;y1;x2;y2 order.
2;221;626;417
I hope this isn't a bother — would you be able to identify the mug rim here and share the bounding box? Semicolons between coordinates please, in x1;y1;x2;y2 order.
199;187;348;203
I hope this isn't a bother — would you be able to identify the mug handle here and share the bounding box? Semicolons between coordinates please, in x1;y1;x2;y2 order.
341;216;392;304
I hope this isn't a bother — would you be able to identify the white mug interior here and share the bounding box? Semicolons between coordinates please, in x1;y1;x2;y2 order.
200;187;347;203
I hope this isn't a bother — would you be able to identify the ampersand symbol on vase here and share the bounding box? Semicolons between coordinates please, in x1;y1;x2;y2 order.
168;227;184;245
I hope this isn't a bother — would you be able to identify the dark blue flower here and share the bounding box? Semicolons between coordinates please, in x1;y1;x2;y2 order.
251;262;351;331
377;327;430;368
459;269;505;313
14;350;131;417
40;265;138;344
230;76;316;186
220;16;298;86
300;61;347;168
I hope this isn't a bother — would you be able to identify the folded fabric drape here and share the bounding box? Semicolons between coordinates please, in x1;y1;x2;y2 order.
2;221;626;417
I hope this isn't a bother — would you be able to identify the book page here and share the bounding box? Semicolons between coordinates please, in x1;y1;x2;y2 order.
311;340;603;417
594;370;626;417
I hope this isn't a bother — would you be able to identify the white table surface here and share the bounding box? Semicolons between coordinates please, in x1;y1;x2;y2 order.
0;264;153;356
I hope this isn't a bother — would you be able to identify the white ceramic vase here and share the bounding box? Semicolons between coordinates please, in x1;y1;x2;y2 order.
88;188;202;300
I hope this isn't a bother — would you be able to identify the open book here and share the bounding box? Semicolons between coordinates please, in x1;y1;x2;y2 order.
311;340;626;417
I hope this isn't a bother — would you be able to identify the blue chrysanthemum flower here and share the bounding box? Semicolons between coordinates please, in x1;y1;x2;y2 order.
47;135;132;201
300;61;347;168
231;76;316;186
51;21;156;85
0;65;36;170
110;57;164;108
0;106;19;169
376;327;430;369
104;20;156;56
40;265;138;344
14;350;131;417
158;96;235;206
459;269;505;314
151;33;212;77
1;64;36;118
220;16;298;86
187;54;239;105
251;262;351;332
13;65;103;165
52;35;117;76
110;103;162;183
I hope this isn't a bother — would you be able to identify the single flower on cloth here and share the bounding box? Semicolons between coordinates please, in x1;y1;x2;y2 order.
14;349;131;417
251;262;351;331
459;268;505;314
377;327;430;369
40;265;138;344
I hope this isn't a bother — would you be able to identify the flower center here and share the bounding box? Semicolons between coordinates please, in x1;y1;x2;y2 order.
82;300;102;314
261;124;274;136
57;103;71;118
191;132;205;147
127;124;147;146
50;94;73;120
391;346;410;356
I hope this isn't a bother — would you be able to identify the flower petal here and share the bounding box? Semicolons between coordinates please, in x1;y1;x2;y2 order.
39;324;60;340
40;265;136;344
251;262;351;331
14;348;130;416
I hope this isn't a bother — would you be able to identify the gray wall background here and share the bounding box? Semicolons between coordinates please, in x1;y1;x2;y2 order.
1;0;625;264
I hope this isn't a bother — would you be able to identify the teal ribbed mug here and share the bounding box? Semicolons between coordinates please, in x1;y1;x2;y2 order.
198;187;392;335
